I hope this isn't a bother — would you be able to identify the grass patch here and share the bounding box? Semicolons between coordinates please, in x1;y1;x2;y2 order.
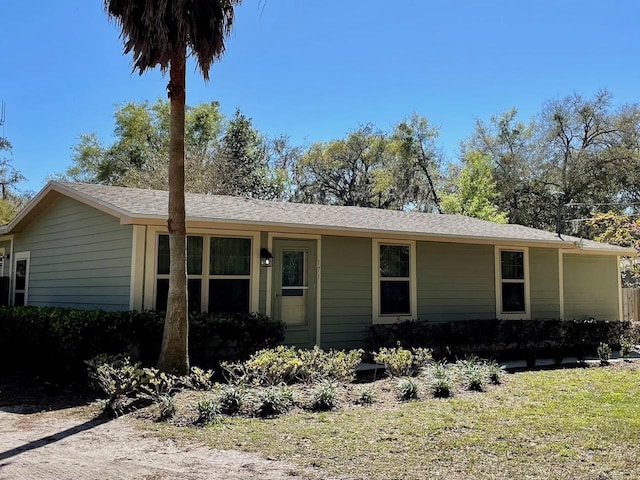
148;364;640;479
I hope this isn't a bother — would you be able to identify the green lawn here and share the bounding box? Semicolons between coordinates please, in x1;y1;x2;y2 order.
151;364;640;480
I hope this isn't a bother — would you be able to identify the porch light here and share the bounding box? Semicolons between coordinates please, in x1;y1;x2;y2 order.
260;248;273;267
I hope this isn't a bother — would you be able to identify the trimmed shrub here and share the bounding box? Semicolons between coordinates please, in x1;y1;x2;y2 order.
0;306;284;382
366;318;630;362
222;346;363;386
372;344;432;377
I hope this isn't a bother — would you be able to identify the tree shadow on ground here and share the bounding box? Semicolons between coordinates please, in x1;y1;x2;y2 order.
0;414;112;463
0;378;96;414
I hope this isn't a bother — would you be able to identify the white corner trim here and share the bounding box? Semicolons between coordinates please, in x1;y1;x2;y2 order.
558;250;565;320
372;239;417;324
494;246;531;320
617;255;623;321
129;225;146;310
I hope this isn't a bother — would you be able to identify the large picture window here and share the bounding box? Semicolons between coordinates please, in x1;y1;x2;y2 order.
373;240;416;323
155;234;252;314
495;247;530;319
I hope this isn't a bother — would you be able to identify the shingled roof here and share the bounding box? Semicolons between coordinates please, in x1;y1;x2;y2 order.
3;181;632;254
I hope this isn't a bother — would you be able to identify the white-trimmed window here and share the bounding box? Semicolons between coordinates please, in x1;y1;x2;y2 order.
373;240;417;323
495;247;530;319
13;251;30;306
155;234;253;314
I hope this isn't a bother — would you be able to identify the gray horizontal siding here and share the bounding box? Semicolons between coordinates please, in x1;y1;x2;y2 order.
321;235;372;349
13;196;132;310
563;254;619;320
529;247;561;319
417;242;495;321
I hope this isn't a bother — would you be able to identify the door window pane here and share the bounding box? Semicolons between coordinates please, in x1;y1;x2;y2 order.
380;281;410;315
282;251;304;287
15;260;27;290
380;245;409;278
187;236;203;275
501;251;524;280
502;283;525;312
209;238;251;275
209;279;250;313
14;292;25;307
157;235;170;275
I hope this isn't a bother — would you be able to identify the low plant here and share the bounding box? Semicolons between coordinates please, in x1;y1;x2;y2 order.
255;386;295;417
137;368;181;402
309;381;339;411
195;396;220;425
620;336;633;359
187;366;215;390
424;361;452;398
456;356;485;391
597;342;611;366
373;344;432;377
485;360;504;385
217;385;246;415
157;394;176;422
396;377;419;401
296;347;363;383
88;357;142;417
356;386;377;405
239;346;303;385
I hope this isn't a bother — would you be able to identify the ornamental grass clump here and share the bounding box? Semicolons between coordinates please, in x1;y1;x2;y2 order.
456;356;485;391
396;377;419;401
424;361;452;398
255;386;295;417
309;381;340;411
356;386;377;406
195;396;220;426
217;385;246;415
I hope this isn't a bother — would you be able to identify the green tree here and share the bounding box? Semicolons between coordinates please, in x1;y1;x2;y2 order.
214;110;282;199
104;0;240;374
296;125;388;207
0;136;26;223
389;113;443;212
441;151;507;223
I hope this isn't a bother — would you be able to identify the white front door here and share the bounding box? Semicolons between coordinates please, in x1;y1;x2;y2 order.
273;239;317;347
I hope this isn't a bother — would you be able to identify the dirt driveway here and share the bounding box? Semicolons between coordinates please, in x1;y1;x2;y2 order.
0;402;328;480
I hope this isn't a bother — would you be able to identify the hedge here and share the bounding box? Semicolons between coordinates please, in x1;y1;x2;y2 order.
366;318;631;363
0;307;285;382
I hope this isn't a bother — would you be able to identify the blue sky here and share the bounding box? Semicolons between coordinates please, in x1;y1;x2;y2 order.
1;1;639;193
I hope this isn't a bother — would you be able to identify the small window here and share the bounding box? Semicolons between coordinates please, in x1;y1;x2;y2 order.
495;247;529;319
373;240;416;323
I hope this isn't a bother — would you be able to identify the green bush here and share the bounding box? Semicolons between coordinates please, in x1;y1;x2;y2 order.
620;336;633;359
222;346;363;386
456;357;485;391
373;344;432;377
0;306;284;382
366;318;630;362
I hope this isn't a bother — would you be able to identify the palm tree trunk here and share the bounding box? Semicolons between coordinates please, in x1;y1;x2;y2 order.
157;44;189;374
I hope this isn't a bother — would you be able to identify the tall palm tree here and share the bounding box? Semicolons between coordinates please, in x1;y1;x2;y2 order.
104;0;240;374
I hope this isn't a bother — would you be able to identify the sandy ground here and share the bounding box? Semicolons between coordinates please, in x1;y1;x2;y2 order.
0;406;329;480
